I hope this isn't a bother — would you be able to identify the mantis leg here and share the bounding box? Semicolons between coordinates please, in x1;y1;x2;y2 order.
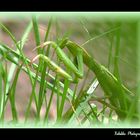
31;54;73;81
33;40;84;82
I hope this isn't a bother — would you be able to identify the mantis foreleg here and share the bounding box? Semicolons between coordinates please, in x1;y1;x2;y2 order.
32;40;84;82
31;54;73;81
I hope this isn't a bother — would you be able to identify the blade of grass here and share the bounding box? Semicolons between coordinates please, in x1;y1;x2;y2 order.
7;22;32;88
80;19;91;39
32;16;41;48
0;61;8;121
81;103;99;125
102;34;114;122
69;69;92;118
108;110;114;123
137;21;140;120
58;79;70;121
44;17;52;42
125;21;140;121
8;63;23;122
44;74;58;123
0;23;38;121
0;62;3;116
113;23;128;113
89;96;139;119
0;23;35;95
81;26;121;47
108;35;114;70
6;23;33;118
63;78;98;122
56;59;61;122
36;18;52;120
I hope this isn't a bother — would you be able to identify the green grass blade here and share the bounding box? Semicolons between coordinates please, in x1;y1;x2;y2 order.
44;17;52;42
7;22;32;91
81;26;121;47
137;21;140;120
58;79;70;121
108;35;114;70
32;16;41;46
63;78;98;122
44;75;58;123
7;22;33;119
0;23;34;87
88;103;99;122
113;23;121;78
8;63;23;122
36;18;52;120
0;62;3;116
126;21;140;121
0;23;17;45
32;16;41;55
21;22;32;46
113;23;128;113
0;23;38;121
0;62;8;121
32;16;52;120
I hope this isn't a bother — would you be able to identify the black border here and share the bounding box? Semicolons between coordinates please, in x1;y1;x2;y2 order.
0;0;139;11
1;128;140;139
0;0;139;139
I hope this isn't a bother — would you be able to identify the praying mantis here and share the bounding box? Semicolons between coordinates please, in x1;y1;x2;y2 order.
31;38;137;120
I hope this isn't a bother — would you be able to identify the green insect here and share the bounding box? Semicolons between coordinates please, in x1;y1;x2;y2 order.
64;40;137;120
32;38;137;120
31;39;84;83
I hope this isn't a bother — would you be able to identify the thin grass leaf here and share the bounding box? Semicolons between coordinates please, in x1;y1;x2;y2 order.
81;26;121;47
72;84;78;104
81;110;92;125
31;16;46;120
80;19;91;39
101;100;107;123
108;35;114;70
0;62;8;121
44;75;58;123
113;23;128;113
0;62;3;115
125;21;140;121
8;63;23;122
63;78;99;122
0;23;34;89
70;74;93;115
0;24;38;122
0;23;17;46
113;23;121;78
137;21;140;120
58;79;70;121
55;57;61;121
0;61;9;121
44;18;52;42
77;68;90;99
81;103;98;125
108;110;114;123
32;16;41;47
7;22;32;93
36;18;52;120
